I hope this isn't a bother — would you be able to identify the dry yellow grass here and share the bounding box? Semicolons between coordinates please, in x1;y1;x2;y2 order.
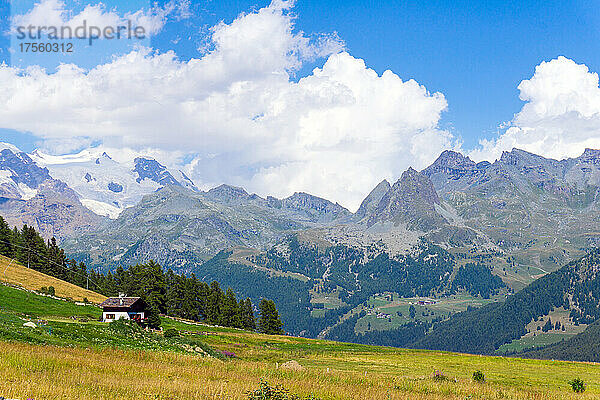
1;338;599;400
0;254;106;303
2;257;599;399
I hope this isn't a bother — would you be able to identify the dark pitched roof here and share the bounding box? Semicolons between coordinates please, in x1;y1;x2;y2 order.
100;297;142;309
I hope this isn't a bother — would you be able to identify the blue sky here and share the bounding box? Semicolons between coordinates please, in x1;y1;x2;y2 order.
151;0;600;149
3;0;599;150
1;0;600;208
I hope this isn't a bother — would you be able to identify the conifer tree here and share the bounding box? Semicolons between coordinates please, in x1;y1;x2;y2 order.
222;287;241;328
145;303;162;329
241;298;256;331
0;216;14;257
258;298;284;335
206;281;224;325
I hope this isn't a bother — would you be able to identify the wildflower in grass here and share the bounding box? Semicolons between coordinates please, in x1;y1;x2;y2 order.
432;369;447;381
221;350;237;358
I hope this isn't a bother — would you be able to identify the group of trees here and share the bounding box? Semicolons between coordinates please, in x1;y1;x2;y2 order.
0;216;284;334
522;319;600;362
0;219;89;285
253;237;457;301
89;260;260;330
324;313;428;348
451;263;506;298
538;318;564;332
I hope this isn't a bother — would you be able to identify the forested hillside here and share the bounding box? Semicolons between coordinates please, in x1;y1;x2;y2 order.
519;319;600;362
412;249;600;354
201;236;506;337
0;216;284;333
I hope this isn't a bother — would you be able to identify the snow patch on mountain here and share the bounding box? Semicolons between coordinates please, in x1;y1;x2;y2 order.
0;142;22;153
30;148;197;218
80;198;121;219
16;182;38;200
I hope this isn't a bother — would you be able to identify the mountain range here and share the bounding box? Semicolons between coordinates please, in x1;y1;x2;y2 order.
2;142;600;356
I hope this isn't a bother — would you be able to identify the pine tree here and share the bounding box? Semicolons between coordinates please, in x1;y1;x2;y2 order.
165;270;184;318
258;298;284;335
409;305;416;319
206;281;224;325
103;271;119;296
542;318;553;332
222;287;241;328
241;298;256;331
146;303;162;329
0;216;14;257
129;260;167;313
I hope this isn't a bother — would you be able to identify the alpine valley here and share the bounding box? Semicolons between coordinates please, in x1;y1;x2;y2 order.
2;140;600;359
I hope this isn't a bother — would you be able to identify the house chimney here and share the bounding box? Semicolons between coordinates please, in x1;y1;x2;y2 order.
119;298;124;306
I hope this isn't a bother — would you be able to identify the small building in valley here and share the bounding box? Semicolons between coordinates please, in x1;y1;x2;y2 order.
100;296;146;323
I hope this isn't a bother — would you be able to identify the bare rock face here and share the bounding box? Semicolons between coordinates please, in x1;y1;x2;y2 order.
354;179;391;221
0;148;102;240
366;167;446;231
0;149;50;191
279;192;352;223
2;179;103;240
205;184;253;205
133;157;182;186
422;150;488;195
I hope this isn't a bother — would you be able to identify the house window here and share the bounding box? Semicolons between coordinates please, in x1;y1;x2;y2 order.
105;314;115;319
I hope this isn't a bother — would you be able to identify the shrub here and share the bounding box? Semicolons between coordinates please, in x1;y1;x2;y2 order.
473;370;485;383
247;380;320;400
39;286;55;296
108;319;143;336
568;378;586;393
164;328;179;338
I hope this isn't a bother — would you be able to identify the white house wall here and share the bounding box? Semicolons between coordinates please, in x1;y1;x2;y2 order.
103;311;130;321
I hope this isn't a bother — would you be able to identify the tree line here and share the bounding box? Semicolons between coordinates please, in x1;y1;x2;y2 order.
0;216;284;334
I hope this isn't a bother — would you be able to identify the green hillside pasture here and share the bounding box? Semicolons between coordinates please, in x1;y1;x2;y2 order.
354;292;502;334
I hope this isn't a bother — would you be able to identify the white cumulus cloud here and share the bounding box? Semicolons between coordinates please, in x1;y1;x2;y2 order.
1;0;454;211
11;0;188;38
471;56;600;162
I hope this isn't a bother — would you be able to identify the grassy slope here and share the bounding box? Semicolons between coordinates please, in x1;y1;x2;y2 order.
520;320;600;362
0;284;221;355
1;283;600;399
0;254;107;303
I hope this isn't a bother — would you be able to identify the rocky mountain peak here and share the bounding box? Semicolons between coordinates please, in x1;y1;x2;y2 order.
0;149;51;190
397;167;440;205
422;150;484;192
498;148;554;167
133;157;181;186
355;179;391;220
281;192;351;222
205;184;251;203
579;148;600;164
431;150;476;170
284;192;343;210
367;168;445;230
